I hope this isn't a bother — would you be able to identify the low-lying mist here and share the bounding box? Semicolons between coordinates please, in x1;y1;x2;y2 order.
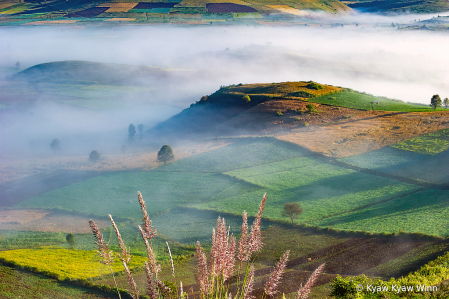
1;13;448;180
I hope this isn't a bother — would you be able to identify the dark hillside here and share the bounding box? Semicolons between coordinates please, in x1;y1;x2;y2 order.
12;61;172;85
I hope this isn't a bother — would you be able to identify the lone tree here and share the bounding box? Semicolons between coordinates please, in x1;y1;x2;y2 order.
242;94;251;103
430;94;442;110
66;233;75;250
128;124;136;138
157;145;174;165
50;138;60;153
281;202;303;224
444;98;449;108
138;124;144;136
89;150;101;162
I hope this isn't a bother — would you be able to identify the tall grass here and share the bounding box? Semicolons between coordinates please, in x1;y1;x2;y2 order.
90;192;324;298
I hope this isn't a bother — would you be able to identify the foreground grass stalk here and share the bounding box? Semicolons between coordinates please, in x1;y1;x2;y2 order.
109;214;139;299
89;219;122;299
295;263;325;299
91;192;323;299
263;250;290;298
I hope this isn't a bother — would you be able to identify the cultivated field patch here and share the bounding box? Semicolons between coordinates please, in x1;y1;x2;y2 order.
0;211;109;234
0;264;115;299
0;246;147;280
277;110;449;157
391;128;449;155
258;226;448;278
98;2;138;12
206;3;257;12
161;138;309;173
200;162;419;225
313;188;449;236
66;7;109;18
267;5;308;16
338;146;428;173
14;171;261;219
0;209;49;225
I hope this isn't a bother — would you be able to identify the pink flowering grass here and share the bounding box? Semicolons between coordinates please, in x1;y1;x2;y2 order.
90;192;324;299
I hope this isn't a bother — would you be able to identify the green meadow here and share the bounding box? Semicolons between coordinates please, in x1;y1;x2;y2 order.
16;137;449;237
309;91;444;112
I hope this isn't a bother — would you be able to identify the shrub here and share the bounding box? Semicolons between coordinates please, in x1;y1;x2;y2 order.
306;103;317;113
242;94;251;103
276;110;283;116
307;82;324;90
289;91;315;98
303;122;309;127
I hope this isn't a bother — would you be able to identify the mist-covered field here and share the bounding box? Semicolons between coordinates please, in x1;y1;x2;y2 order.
2;10;449;299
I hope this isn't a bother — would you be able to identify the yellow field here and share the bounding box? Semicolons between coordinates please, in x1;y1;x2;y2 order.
104;18;137;21
0;246;147;280
266;5;309;16
97;3;138;12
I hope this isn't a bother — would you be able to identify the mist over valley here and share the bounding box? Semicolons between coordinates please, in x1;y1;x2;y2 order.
1;8;449;299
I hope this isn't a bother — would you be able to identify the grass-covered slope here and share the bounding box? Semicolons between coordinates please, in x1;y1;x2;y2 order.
12;60;170;85
0;263;113;299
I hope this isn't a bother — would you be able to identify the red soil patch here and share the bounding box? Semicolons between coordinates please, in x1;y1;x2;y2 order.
214;99;357;135
277;111;449;157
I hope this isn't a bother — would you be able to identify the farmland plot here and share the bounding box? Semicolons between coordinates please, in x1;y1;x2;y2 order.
161;138;309;173
338;146;428;173
0;246;147;280
15;172;261;219
199;160;419;224
313;188;449;236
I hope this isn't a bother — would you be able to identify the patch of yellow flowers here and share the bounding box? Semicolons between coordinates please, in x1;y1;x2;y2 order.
0;246;147;280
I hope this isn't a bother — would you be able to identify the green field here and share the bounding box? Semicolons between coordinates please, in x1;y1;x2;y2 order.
16;137;449;237
313;188;449;236
0;231;65;250
391;128;449;155
309;91;444;112
338;146;429;173
15;171;261;218
0;263;112;299
199;159;420;225
161;138;309;173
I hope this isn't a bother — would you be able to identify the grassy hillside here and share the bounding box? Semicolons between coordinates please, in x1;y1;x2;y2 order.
12;61;171;85
150;81;442;139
